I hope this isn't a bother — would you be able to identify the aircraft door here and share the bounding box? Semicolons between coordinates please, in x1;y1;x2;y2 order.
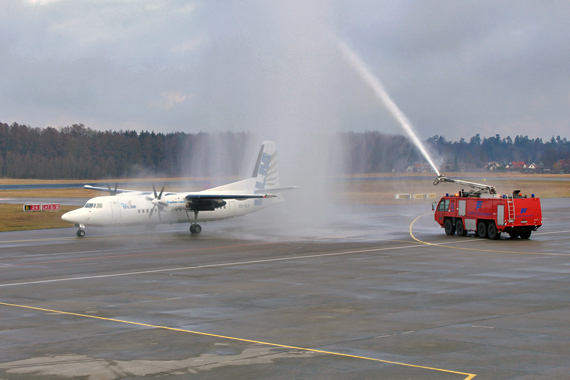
229;201;235;217
110;201;121;224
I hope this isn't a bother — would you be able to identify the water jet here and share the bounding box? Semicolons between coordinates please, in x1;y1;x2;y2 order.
339;41;440;176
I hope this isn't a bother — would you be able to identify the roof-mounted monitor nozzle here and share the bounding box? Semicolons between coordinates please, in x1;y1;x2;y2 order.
433;174;496;198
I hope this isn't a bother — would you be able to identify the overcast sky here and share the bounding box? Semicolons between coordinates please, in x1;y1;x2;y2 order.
2;0;570;141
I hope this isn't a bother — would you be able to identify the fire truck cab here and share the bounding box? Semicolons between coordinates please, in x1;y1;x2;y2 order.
432;176;542;239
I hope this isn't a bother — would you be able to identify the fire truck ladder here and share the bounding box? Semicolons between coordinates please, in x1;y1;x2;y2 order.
506;194;515;223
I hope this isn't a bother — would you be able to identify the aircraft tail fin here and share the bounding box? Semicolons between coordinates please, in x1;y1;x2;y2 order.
252;141;280;192
205;141;281;195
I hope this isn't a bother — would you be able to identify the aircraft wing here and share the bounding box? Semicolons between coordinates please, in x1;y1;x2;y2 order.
185;193;276;200
83;185;134;194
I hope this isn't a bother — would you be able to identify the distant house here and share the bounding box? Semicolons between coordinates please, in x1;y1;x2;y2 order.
405;163;434;173
522;163;541;173
485;161;500;171
559;159;570;173
507;161;526;171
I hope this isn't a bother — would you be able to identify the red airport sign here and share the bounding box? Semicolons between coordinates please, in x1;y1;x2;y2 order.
23;204;60;212
23;204;41;212
41;203;61;211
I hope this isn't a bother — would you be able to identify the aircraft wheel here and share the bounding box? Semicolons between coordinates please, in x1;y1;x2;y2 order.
487;222;500;240
190;224;202;234
444;219;455;235
77;229;85;237
477;221;487;238
456;220;467;236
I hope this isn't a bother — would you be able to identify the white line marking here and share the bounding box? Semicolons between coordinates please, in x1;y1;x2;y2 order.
534;230;570;236
0;244;420;288
0;247;136;260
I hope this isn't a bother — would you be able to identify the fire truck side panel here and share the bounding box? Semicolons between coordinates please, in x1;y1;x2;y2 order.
497;205;505;225
458;200;466;216
464;218;476;230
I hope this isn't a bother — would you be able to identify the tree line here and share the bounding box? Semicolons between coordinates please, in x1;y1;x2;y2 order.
0;122;250;179
343;131;570;173
424;133;570;172
1;121;569;179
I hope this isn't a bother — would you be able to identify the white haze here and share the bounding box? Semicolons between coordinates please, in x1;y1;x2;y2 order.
183;1;349;236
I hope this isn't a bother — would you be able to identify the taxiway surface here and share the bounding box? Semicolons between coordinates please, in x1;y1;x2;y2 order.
0;199;569;379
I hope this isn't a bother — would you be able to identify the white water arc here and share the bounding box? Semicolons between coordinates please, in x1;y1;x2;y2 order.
339;41;440;176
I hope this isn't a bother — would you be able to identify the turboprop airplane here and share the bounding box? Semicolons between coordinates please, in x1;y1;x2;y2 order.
61;141;294;237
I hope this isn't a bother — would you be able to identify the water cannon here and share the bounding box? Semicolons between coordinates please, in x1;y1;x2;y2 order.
432;174;496;197
433;175;447;186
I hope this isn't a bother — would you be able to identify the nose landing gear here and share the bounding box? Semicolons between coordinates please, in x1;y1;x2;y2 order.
76;224;86;237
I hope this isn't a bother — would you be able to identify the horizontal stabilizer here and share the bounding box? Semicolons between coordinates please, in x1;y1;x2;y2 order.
254;186;298;194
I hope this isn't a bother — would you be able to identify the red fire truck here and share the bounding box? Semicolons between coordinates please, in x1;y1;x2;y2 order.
432;176;542;239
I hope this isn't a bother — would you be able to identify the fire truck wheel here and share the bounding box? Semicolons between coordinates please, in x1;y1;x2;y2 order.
477;221;487;238
519;230;532;239
456;220;467;236
487;222;500;240
508;231;520;239
444;219;455;235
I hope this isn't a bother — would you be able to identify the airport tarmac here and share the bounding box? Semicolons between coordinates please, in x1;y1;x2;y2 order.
0;199;569;379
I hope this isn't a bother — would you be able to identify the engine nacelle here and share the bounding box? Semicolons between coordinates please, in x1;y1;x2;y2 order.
186;200;227;211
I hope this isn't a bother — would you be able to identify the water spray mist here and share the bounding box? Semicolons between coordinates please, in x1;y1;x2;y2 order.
338;41;440;176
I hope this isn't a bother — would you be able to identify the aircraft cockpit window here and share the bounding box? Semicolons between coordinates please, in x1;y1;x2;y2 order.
96;203;103;208
84;203;94;208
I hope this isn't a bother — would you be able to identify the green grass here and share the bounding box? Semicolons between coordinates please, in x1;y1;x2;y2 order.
0;204;78;232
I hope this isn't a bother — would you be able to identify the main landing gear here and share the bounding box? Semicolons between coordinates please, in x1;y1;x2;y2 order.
190;224;202;234
186;209;202;235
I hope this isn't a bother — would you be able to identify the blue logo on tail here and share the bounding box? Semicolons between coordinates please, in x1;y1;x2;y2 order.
255;152;271;206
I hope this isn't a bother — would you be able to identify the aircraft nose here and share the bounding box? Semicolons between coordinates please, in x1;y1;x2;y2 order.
61;211;76;223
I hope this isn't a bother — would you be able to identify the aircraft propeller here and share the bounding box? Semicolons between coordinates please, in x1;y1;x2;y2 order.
148;184;167;221
107;183;119;196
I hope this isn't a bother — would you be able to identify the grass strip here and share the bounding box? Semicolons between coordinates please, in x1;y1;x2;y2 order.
0;204;77;232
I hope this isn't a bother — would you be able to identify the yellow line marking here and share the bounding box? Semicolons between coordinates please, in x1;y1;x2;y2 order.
0;301;476;380
409;214;570;256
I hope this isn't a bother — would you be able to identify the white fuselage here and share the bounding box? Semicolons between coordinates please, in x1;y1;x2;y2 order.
62;193;278;227
61;140;288;235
